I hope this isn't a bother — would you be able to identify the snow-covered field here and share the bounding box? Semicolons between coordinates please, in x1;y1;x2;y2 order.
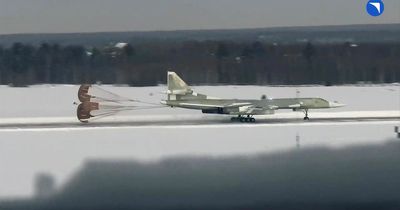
0;84;399;199
0;84;399;118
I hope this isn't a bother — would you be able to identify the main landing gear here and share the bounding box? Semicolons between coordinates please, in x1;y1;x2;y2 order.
231;115;256;123
303;109;310;120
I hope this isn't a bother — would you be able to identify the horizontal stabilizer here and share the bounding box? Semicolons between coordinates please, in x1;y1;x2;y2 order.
178;102;252;109
225;102;253;108
288;104;301;108
179;103;224;108
269;105;279;110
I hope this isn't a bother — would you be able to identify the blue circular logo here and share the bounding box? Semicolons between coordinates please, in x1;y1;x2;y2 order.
366;0;384;16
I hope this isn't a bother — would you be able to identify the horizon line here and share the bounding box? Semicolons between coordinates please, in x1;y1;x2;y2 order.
0;22;399;36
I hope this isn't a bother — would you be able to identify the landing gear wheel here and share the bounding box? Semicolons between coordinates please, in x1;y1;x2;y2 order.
231;115;255;123
303;109;310;121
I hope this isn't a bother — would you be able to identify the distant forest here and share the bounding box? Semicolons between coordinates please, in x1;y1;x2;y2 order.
0;24;399;86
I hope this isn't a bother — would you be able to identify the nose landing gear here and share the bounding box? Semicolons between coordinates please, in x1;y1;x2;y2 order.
303;109;310;120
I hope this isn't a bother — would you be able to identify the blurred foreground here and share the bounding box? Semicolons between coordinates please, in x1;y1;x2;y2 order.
1;140;400;210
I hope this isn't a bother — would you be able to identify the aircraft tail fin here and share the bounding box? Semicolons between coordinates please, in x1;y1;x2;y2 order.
166;71;209;101
167;71;192;95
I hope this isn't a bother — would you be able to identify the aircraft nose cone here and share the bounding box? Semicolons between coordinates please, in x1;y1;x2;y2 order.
329;101;345;108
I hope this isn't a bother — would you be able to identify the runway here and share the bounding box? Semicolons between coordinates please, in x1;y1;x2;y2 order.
0;111;399;131
1;111;399;200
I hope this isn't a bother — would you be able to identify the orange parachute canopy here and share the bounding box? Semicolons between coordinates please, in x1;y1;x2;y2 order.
76;84;163;123
77;101;99;123
78;84;92;102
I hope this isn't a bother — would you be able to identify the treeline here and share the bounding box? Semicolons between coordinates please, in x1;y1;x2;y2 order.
1;24;400;47
0;41;399;86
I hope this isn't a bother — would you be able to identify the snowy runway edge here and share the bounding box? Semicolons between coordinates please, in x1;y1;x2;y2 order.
0;110;399;131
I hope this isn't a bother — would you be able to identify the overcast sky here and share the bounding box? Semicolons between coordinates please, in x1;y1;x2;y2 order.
0;0;399;34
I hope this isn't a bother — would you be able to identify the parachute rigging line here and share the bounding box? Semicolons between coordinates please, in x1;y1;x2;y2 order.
76;85;167;122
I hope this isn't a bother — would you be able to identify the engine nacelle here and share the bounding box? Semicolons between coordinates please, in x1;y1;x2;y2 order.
202;108;228;114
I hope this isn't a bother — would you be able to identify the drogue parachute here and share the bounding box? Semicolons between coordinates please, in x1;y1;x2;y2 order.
78;84;138;103
76;85;164;123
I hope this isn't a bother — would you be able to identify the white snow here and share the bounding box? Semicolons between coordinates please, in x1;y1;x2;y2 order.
0;110;398;128
0;84;399;199
114;42;128;48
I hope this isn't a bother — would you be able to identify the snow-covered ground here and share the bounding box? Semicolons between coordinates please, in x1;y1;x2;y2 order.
0;84;399;199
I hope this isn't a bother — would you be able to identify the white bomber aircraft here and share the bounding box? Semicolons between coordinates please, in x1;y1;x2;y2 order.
161;71;345;122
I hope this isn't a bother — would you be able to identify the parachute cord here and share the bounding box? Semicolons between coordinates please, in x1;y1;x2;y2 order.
126;99;163;106
101;105;168;112
90;86;163;106
92;106;168;117
92;94;161;106
89;111;121;121
122;105;168;110
91;96;124;104
88;106;168;122
79;86;170;122
93;86;136;102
